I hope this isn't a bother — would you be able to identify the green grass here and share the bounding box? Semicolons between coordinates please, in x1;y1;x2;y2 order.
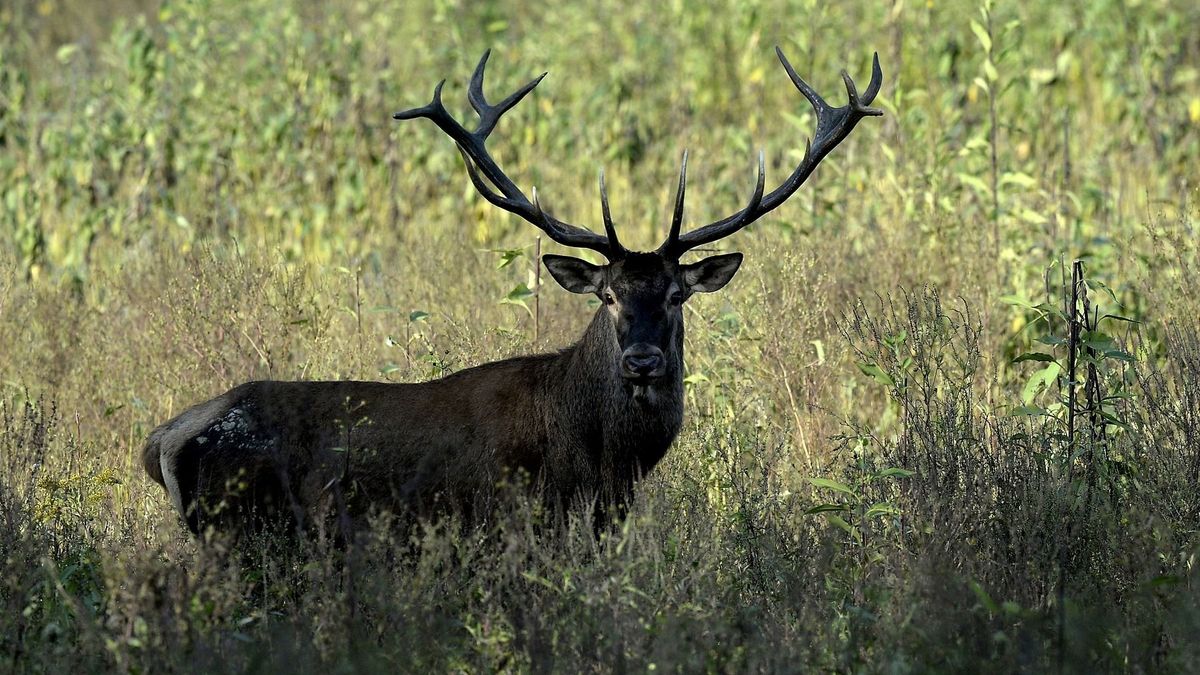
2;0;1200;671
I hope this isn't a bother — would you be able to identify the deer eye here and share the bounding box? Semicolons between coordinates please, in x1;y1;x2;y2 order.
603;292;616;306
669;291;685;306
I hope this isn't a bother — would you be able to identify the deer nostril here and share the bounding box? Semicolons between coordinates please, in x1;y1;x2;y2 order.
622;351;664;375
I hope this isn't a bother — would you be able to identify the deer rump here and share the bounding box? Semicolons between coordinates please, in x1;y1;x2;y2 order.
143;356;681;536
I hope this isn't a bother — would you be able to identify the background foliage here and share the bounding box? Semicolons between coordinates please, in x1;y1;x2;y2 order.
2;0;1199;671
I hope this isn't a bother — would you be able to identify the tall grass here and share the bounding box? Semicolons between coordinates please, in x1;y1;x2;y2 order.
1;0;1199;671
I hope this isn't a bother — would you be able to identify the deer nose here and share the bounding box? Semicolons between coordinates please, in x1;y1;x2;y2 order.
622;347;665;378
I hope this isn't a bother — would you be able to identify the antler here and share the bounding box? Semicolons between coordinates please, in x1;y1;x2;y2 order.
658;48;883;259
394;50;625;259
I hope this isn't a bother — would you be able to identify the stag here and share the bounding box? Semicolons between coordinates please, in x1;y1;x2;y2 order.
143;48;882;536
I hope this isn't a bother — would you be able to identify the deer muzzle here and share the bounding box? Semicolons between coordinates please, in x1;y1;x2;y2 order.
621;345;666;381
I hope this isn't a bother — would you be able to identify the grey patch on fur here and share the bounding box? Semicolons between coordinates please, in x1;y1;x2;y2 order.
219;407;250;433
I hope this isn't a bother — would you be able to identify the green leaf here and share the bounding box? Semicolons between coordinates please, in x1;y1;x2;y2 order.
957;172;992;196
1084;279;1120;304
1012;352;1056;364
1022;362;1061;405
492;247;525;269
874;467;915;480
520;571;558;592
1080;331;1116;351
963;136;991;153
1009;405;1047;417
808;477;857;497
983;58;1000;83
500;284;536;317
1015;207;1048;225
1029;67;1057;85
1033;302;1068;320
971;580;999;613
805;503;849;515
811;340;826;365
969;19;992;53
56;44;81;65
884;330;908;349
408;310;430;323
824;514;862;542
1147;575;1182;588
865;502;900;518
856;362;895;387
1000;171;1037;188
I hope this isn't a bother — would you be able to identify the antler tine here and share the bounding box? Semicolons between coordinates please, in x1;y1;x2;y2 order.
666;48;884;258
455;144;518;211
862;52;883;105
532;187;545;218
466;49;493;117
840;67;884;118
393;80;455;127
659;150;766;257
777;47;831;117
469;50;548;139
394;52;614;257
748;149;766;213
598;170;626;259
661;150;689;253
454;144;608;250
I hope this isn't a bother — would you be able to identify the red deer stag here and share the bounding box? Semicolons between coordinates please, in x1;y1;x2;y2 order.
143;48;883;536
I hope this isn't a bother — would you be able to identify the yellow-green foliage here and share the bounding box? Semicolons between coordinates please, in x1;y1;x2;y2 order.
2;0;1200;671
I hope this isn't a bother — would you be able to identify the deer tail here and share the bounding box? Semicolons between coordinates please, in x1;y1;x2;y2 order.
142;427;167;487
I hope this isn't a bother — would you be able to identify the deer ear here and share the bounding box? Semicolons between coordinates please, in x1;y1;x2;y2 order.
682;252;743;293
543;254;605;294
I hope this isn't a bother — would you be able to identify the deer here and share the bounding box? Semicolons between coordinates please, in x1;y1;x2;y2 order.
142;47;883;538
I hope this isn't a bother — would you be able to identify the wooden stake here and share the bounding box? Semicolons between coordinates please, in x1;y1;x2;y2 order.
534;235;542;344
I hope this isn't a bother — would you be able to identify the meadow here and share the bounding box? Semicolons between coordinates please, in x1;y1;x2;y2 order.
2;0;1200;671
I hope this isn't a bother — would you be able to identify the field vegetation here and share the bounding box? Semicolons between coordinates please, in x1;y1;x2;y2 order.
2;0;1200;671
